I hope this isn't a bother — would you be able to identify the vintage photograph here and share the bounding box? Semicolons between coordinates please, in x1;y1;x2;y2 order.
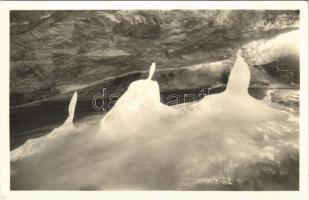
9;10;300;190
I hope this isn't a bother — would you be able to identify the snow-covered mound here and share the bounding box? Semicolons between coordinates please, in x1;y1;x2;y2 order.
11;51;298;190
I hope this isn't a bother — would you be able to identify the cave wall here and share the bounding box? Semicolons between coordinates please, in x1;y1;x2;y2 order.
10;10;299;106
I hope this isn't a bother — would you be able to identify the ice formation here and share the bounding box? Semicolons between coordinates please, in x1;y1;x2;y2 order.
191;50;282;123
11;47;299;190
243;30;299;65
98;62;175;142
64;91;78;125
11;92;77;161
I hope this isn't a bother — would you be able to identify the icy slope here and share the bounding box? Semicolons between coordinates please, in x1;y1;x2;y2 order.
11;92;77;161
11;52;298;190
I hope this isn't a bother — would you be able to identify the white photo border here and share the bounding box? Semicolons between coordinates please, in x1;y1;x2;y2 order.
0;1;308;200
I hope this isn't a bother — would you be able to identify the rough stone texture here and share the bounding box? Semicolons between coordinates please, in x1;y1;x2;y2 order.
10;10;299;106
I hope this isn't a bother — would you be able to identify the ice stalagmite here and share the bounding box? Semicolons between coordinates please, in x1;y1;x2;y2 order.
11;91;78;161
193;50;278;122
225;50;250;96
99;62;173;141
64;91;77;126
147;62;156;80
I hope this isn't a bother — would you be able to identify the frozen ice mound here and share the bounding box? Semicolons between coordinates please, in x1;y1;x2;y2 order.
10;51;298;190
98;62;178;143
11;92;78;161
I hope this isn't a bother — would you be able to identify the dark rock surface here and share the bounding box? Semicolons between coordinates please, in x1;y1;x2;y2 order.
10;10;299;107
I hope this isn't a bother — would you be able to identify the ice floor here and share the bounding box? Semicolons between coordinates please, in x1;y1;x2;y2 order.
10;51;299;190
